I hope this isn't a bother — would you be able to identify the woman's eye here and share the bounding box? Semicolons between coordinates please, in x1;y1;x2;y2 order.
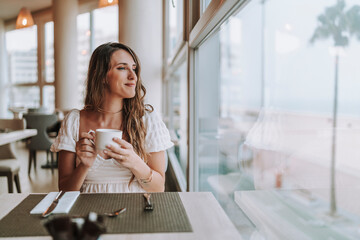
117;67;126;70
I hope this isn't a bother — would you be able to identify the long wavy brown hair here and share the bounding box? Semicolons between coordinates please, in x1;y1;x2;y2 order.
84;42;152;166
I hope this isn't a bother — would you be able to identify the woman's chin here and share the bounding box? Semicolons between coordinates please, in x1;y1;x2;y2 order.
112;91;135;99
124;92;136;98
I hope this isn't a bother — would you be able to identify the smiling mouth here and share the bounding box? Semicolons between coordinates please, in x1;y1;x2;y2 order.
125;83;136;87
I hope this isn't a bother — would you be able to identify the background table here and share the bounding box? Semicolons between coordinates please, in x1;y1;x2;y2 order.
0;192;242;240
0;129;37;146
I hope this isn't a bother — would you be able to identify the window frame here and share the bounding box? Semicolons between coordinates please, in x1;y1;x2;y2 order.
164;0;249;191
188;0;248;191
164;42;188;192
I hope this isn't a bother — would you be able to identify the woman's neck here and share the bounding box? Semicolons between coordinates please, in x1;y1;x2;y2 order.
100;94;124;113
96;101;123;129
94;111;122;129
97;108;122;114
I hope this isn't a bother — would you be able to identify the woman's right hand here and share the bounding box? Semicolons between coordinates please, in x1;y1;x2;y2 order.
75;131;96;168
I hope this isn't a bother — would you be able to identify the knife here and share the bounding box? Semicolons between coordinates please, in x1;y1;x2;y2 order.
42;191;66;217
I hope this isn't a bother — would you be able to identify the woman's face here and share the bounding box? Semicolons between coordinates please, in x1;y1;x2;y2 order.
105;49;138;98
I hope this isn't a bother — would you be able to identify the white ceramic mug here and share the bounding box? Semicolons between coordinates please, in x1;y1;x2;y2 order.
89;129;123;150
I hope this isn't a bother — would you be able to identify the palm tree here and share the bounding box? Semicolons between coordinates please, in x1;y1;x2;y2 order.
310;0;360;216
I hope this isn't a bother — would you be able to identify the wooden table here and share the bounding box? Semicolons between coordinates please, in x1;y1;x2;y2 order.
0;192;242;240
0;129;37;146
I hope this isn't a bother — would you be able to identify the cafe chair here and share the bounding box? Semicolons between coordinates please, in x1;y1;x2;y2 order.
27;107;49;114
0;119;26;193
23;113;58;175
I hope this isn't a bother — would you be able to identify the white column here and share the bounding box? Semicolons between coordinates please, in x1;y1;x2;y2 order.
0;19;8;118
53;0;79;111
118;0;163;112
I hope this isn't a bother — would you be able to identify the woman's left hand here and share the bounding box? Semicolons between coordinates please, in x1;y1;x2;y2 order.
103;138;143;169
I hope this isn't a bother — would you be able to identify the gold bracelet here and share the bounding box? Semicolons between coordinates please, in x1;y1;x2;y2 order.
139;169;153;184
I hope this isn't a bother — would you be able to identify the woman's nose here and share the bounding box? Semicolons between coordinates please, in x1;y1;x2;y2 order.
128;69;136;80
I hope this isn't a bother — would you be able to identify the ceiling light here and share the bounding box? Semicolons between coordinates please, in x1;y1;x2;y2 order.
15;7;34;29
98;0;118;8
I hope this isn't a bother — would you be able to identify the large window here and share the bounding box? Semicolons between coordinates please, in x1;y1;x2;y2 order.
45;22;54;84
6;26;38;85
166;60;188;189
9;87;40;109
165;0;187;191
5;26;39;114
77;5;118;107
193;0;360;238
77;12;91;107
44;21;55;112
168;0;184;59
172;62;188;174
5;21;56;116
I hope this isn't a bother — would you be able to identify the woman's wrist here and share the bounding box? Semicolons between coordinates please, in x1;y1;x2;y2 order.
78;162;92;170
139;168;153;184
129;160;154;183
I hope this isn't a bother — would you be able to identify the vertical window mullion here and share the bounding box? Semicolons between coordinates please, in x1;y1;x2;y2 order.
37;22;45;106
188;47;198;191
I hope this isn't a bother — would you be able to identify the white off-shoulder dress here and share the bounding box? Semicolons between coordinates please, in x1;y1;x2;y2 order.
50;109;174;193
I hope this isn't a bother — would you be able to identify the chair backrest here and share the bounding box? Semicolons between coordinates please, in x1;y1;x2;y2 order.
0;119;26;159
27;107;49;114
0;119;26;131
23;114;58;150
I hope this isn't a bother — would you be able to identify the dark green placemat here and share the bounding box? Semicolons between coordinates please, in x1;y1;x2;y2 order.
0;192;192;237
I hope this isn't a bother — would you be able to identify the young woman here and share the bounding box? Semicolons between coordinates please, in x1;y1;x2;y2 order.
51;42;173;193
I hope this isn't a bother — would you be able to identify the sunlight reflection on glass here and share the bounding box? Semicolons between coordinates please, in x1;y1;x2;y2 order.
275;30;300;54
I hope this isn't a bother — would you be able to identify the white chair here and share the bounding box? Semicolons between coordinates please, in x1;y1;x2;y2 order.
0;119;26;193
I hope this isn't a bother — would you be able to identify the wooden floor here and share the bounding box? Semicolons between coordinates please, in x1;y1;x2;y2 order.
0;141;58;194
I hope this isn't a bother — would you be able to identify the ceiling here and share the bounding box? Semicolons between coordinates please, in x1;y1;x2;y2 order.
0;0;52;21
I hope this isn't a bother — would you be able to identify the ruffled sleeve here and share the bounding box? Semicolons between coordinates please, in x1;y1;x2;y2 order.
50;109;80;153
144;108;174;153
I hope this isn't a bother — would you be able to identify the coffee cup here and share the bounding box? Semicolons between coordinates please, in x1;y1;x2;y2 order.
89;129;123;150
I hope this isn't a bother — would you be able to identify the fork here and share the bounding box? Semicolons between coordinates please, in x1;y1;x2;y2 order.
103;208;126;217
143;193;154;211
